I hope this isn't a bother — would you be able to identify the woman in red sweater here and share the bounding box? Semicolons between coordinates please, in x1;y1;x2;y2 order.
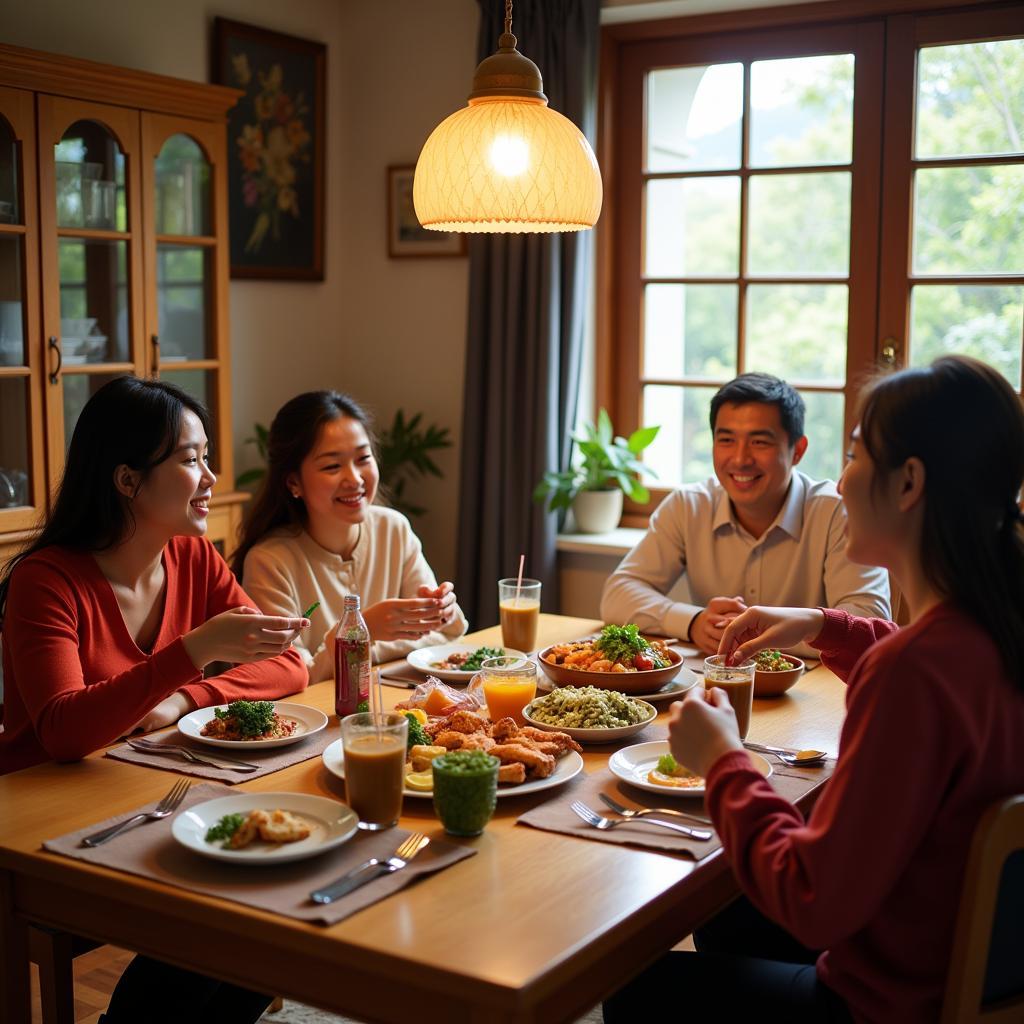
0;376;309;1023
604;356;1024;1023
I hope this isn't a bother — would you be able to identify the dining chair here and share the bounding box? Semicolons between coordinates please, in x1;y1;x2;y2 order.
29;925;100;1024
941;794;1024;1023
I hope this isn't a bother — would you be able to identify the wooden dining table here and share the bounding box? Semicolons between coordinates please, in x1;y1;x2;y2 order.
0;614;847;1024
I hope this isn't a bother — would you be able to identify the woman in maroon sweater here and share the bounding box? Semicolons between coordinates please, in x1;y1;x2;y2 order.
604;355;1024;1023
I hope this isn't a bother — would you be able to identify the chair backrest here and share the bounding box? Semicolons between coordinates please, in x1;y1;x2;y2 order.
941;795;1024;1023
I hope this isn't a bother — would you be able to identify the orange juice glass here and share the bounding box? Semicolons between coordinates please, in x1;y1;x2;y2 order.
480;657;537;726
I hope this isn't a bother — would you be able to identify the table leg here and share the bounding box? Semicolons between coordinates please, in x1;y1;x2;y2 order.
0;869;31;1024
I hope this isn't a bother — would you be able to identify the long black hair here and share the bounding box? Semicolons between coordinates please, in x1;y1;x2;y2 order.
231;391;375;578
0;376;211;620
859;355;1024;687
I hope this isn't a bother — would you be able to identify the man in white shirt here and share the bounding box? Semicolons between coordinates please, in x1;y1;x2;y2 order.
600;374;890;654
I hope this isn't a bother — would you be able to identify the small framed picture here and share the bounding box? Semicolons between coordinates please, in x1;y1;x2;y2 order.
213;18;326;280
387;165;466;258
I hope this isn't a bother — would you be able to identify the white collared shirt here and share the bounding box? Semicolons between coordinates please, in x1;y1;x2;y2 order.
600;471;890;647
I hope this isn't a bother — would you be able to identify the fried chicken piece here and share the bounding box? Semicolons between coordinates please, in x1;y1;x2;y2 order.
457;732;496;753
446;710;489;734
257;809;311;844
433;730;466;750
228;809;268;849
488;717;520;741
489;743;556;779
497;762;527;784
518;727;583;755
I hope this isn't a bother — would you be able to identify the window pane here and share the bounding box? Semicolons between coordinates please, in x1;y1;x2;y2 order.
0;115;19;223
913;165;1024;276
155;134;211;236
0;378;31;507
750;54;855;168
747;172;851;276
909;284;1023;390
916;40;1024;159
647;64;743;172
642;384;716;487
0;236;26;366
58;239;130;363
162;369;219;472
644;284;737;380
798;390;844;482
62;373;125;452
646;177;740;277
746;284;848;383
55;121;127;231
157;245;211;360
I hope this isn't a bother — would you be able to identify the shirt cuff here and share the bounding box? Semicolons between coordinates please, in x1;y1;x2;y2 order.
810;607;854;653
662;603;703;643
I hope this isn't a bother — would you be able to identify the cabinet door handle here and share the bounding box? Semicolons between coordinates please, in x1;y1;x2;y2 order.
48;336;62;384
151;333;160;369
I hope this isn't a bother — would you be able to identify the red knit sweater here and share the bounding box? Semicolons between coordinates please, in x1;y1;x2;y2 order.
0;536;308;775
706;605;1024;1023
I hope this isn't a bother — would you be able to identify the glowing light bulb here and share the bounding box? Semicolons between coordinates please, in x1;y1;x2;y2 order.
489;134;530;177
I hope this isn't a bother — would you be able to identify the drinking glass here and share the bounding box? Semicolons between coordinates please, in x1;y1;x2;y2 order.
340;712;408;830
479;656;537;726
703;655;756;740
498;578;541;652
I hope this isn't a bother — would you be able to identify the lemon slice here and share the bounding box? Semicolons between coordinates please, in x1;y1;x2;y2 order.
405;770;434;792
404;708;428;726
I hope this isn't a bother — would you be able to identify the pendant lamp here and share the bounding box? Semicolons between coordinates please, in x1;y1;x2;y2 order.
413;0;603;233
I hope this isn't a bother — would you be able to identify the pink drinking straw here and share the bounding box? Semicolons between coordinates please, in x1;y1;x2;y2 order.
515;553;525;607
371;666;383;741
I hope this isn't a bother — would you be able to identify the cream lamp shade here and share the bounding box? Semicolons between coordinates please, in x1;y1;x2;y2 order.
413;9;602;234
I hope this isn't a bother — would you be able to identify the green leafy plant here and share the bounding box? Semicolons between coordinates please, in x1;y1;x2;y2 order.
533;409;660;513
378;409;452;519
235;422;270;489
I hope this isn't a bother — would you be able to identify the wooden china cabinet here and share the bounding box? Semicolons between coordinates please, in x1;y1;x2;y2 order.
0;43;247;569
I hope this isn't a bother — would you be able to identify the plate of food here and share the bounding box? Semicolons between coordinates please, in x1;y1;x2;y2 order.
608;740;772;797
322;707;584;798
172;792;358;864
539;624;686;695
522;687;657;744
407;643;527;683
177;700;328;750
536;669;698;703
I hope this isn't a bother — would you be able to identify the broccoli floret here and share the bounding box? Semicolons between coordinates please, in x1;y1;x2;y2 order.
214;700;276;738
404;713;432;750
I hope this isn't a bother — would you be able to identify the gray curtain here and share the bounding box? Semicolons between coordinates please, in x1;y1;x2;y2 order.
456;0;601;629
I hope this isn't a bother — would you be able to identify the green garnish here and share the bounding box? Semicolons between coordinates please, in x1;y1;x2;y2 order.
433;749;499;774
205;813;245;844
656;753;679;775
356;699;370;713
214;700;276;738
302;601;320;618
755;649;792;672
593;624;670;668
404;712;432;750
461;646;505;671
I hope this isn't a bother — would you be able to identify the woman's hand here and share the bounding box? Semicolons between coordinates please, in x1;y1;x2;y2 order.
183;606;309;670
668;686;744;777
126;691;195;735
362;584;459;641
718;606;826;665
689;595;747;654
417;581;459;628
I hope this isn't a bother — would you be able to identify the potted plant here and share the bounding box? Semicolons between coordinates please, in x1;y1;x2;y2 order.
534;409;659;533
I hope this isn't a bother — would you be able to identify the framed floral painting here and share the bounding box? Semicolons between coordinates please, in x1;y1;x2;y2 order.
213;18;326;280
387;166;466;258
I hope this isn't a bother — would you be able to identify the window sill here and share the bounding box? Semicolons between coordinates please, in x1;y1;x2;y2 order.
556;528;644;558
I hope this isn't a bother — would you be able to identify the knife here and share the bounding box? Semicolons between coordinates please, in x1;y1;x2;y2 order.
126;738;260;772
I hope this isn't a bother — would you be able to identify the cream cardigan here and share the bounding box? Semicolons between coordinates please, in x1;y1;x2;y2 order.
241;506;468;682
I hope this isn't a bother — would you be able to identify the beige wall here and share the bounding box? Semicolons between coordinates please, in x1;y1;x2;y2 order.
3;0;476;579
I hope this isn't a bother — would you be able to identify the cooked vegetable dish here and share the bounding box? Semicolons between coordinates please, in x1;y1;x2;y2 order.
543;624;672;673
528;686;647;729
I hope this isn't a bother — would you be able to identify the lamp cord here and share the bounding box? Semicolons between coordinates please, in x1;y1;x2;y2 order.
504;0;513;36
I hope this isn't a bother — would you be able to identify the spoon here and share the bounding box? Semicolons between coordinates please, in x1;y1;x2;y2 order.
744;741;827;767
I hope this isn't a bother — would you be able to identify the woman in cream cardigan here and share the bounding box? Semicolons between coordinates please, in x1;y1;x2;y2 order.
233;391;467;680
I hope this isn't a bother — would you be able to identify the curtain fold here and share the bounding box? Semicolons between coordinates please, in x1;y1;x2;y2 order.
456;0;601;629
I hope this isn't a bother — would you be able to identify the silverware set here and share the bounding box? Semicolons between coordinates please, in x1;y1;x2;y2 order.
127;736;260;772
570;800;713;841
311;832;430;904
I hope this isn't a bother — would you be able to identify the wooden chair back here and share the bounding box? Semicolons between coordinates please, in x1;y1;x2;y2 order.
941;795;1024;1022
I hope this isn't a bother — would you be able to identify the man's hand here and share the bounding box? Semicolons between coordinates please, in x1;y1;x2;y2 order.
689;596;747;654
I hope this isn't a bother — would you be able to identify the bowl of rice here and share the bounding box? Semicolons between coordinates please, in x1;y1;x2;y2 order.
522;686;657;744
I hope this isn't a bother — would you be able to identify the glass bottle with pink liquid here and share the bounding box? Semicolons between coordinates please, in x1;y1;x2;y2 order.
335;594;370;717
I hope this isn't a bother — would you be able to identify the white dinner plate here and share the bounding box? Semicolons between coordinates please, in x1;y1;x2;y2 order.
177;702;328;750
608;740;771;797
407;643;527;683
536;667;700;703
322;739;584;799
172;792;358;864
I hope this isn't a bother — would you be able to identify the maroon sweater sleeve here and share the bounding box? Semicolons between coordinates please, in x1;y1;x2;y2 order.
4;558;201;762
706;633;955;950
177;540;309;708
812;607;899;682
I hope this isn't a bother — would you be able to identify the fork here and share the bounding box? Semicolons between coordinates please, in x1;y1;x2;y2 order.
311;832;430;904
570;801;712;841
80;779;191;847
598;792;713;826
126;737;259;771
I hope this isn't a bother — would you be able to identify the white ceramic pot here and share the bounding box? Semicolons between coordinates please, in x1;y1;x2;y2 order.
572;489;623;534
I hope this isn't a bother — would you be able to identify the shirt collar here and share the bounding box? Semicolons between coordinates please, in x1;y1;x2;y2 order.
711;471;807;540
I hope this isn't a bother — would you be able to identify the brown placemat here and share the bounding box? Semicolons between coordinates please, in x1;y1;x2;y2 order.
43;783;476;925
378;662;424;687
106;726;338;784
517;758;835;859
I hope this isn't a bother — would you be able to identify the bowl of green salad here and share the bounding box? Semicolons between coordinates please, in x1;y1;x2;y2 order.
753;650;804;697
522;686;657;743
